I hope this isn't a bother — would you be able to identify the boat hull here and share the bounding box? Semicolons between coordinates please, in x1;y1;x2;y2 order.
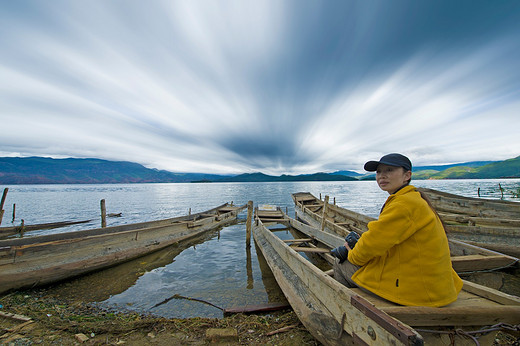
0;204;244;294
292;192;519;273
253;217;423;345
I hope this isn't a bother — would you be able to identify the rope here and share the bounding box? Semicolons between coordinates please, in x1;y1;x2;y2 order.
415;323;520;346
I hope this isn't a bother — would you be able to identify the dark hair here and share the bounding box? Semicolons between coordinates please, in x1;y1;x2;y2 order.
418;190;448;234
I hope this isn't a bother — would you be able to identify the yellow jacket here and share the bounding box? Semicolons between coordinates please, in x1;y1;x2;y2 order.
348;185;463;307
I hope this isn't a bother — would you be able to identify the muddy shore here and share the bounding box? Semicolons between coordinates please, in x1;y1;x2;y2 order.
0;288;317;345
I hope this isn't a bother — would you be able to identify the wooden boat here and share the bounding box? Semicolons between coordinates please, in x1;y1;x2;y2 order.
418;187;520;257
253;207;520;345
0;203;246;295
0;219;94;239
292;192;519;274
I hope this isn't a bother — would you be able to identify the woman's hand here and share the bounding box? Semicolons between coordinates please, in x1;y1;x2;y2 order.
344;242;352;251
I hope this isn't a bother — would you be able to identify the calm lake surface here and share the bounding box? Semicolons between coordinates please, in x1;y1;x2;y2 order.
1;179;519;318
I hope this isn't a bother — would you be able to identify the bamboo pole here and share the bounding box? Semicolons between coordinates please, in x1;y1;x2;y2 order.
320;195;329;232
246;200;253;248
0;188;8;225
100;199;106;228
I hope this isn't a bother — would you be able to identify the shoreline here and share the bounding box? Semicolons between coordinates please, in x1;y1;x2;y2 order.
0;288;317;345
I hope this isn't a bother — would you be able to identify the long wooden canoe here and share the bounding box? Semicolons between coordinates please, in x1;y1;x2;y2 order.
0;219;94;239
418;187;520;257
292;192;519;273
253;207;520;345
0;203;245;295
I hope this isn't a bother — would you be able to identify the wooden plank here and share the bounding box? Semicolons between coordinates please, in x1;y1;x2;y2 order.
289;246;330;253
223;302;291;316
381;305;520;326
462;280;520;305
253;219;423;345
451;254;517;273
0;311;32;322
283;238;312;243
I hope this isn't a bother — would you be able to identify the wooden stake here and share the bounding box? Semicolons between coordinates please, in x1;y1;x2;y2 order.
320;195;329;232
246;200;253;248
100;199;106;228
12;203;16;222
0;188;8;225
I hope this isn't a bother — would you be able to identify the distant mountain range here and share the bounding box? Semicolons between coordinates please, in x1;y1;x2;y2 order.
0;156;519;184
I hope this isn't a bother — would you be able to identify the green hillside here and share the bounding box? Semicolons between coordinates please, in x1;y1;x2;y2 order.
413;156;520;179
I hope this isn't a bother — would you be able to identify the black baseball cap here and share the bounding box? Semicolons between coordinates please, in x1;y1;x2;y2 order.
364;153;412;172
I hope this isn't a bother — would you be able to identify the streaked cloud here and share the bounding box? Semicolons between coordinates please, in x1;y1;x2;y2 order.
0;0;519;174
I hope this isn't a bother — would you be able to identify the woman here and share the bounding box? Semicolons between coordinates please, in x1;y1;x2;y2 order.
333;153;463;307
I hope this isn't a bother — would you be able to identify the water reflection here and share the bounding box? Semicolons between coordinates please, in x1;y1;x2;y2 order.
98;223;286;318
46;228;227;302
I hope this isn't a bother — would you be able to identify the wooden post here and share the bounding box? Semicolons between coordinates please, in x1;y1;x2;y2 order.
189;208;191;216
246;201;253;248
12;203;16;222
0;188;8;225
100;199;106;228
319;193;322;200
320;195;329;232
333;197;336;205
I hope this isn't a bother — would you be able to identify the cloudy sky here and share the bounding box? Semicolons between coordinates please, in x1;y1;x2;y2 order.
1;0;519;174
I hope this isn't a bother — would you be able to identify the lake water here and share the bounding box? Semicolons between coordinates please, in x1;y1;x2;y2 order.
1;179;519;318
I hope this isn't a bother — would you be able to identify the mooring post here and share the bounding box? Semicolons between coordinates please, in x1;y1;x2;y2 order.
100;199;107;228
246;200;253;248
12;203;16;223
321;195;329;232
0;188;8;225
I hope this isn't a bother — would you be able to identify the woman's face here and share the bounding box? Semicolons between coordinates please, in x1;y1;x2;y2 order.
376;164;412;194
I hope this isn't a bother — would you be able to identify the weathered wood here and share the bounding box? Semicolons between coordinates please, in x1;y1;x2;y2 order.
254;210;520;344
462;280;520;305
440;212;520;227
0;219;94;239
283;238;312;243
418;187;520;219
246;201;253;248
223;302;290;316
451;255;517;273
12;203;15;223
100;199;106;228
0;203;246;294
0;188;7;225
0;188;7;209
253;215;423;345
288;246;330;253
320;195;329;232
0;311;32;322
381;305;520;326
292;192;519;273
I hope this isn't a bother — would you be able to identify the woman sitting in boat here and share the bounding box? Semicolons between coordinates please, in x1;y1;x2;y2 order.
333;153;463;307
